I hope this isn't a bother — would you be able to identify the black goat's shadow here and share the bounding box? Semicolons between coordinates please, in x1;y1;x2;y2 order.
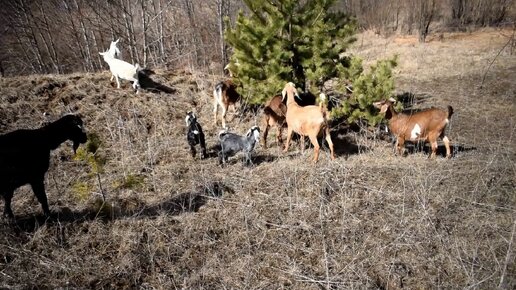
403;141;477;158
7;182;230;233
138;70;176;94
329;122;371;157
396;91;432;110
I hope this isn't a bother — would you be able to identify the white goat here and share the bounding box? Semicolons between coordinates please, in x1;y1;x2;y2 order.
108;39;121;59
99;50;140;93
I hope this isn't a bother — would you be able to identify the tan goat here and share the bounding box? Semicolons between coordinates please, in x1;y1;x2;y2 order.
374;97;454;158
282;82;335;163
213;80;240;128
261;94;287;149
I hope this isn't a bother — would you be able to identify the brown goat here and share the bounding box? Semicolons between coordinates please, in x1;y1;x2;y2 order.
282;82;335;163
261;94;287;149
374;97;454;158
213;80;240;128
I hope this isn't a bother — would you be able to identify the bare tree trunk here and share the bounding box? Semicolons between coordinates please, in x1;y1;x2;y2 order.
158;0;166;62
121;0;136;63
217;0;230;71
18;0;45;73
74;0;95;71
184;0;199;67
152;0;166;63
35;0;61;74
13;26;37;73
63;0;88;71
141;0;148;67
418;0;436;43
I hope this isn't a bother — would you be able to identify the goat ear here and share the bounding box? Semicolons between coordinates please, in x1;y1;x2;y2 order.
373;101;382;108
388;97;397;103
281;88;287;101
99;52;105;56
114;38;119;44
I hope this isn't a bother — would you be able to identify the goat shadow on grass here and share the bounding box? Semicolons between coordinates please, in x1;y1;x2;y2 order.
7;182;230;233
396;92;433;110
206;144;277;166
329;124;371;157
138;70;176;94
217;154;277;167
403;142;477;158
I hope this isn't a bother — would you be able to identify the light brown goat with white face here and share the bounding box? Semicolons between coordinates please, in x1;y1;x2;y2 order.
374;97;454;158
282;82;335;163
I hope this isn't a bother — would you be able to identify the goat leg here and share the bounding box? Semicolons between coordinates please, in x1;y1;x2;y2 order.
308;135;320;163
218;152;225;166
213;100;219;125
244;152;253;167
261;120;269;149
283;128;293;153
222;104;228;129
190;145;197;158
430;140;438;159
31;180;51;217
2;191;15;218
325;127;335;160
277;125;283;147
443;136;451;158
115;75;121;89
396;137;405;156
200;134;207;159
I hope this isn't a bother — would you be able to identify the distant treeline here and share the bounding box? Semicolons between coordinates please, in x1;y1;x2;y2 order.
0;0;513;76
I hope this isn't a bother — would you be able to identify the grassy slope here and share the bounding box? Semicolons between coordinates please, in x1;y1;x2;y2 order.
0;28;515;289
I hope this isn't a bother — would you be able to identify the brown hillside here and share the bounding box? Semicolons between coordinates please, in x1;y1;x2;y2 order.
0;29;515;289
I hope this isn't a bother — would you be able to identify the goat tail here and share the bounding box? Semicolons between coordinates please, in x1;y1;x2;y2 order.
447;105;454;119
218;129;228;141
319;93;328;117
322;108;330;123
135;63;142;72
214;82;223;101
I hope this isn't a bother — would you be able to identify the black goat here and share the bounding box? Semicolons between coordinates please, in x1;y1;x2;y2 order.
185;111;207;159
0;114;87;218
218;126;260;166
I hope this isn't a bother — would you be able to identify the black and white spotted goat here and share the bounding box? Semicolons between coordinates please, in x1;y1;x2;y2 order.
185;111;207;159
218;126;260;166
0;114;87;218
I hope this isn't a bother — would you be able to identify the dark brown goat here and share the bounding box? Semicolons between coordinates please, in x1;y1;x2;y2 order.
374;98;454;158
213;80;240;128
261;94;287;149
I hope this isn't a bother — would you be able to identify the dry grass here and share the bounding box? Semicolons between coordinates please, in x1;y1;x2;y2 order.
0;29;515;289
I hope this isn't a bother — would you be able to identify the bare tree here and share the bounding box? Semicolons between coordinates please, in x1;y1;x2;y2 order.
417;0;436;42
217;0;231;71
35;0;61;74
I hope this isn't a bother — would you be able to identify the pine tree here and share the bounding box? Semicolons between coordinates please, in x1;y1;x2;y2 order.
332;56;399;126
225;0;356;103
225;0;399;126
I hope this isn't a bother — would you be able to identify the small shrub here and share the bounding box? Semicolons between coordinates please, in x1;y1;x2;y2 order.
71;181;92;202
114;174;145;190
